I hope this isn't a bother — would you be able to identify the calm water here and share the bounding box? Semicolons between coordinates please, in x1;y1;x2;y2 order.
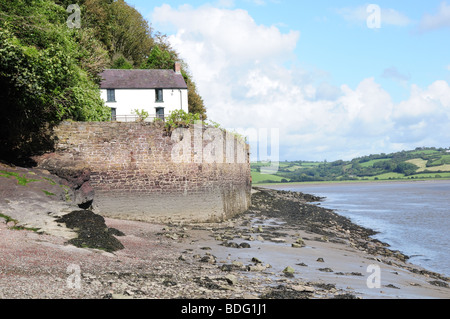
277;180;450;277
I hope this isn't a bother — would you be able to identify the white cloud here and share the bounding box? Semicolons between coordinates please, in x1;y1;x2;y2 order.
215;0;235;8
153;4;299;66
418;1;450;32
336;5;411;27
382;67;411;83
392;81;450;144
152;4;450;161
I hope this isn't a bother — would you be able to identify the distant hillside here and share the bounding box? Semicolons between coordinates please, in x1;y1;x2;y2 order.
252;147;450;184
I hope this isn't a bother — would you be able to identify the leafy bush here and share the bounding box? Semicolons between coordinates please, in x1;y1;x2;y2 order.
0;0;110;163
132;109;150;122
394;162;419;176
164;109;202;132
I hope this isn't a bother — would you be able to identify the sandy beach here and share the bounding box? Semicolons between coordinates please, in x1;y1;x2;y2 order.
0;185;448;300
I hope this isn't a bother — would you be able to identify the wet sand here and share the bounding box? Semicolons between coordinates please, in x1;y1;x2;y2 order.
0;186;448;299
169;187;449;299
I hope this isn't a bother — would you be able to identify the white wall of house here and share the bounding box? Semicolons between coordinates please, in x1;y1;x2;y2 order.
100;88;188;121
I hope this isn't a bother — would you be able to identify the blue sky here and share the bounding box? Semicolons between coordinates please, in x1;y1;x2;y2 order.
125;0;450;161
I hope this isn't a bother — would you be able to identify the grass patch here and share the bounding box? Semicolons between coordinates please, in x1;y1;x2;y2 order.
409;150;441;155
407;158;450;173
251;171;289;184
406;158;427;171
0;213;40;232
42;177;57;185
0;170;41;186
359;158;391;168
0;213;18;224
368;172;405;180
410;172;450;179
285;165;304;171
421;164;450;172
10;225;41;232
42;190;56;196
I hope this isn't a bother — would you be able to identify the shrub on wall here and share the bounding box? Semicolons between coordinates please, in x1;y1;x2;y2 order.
164;109;202;133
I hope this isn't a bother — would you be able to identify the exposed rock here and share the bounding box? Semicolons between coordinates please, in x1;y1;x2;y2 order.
248;264;268;272
223;274;238;286
283;266;295;275
200;254;216;264
290;284;315;293
318;268;333;273
428;280;448;288
261;285;312;299
33;153;94;209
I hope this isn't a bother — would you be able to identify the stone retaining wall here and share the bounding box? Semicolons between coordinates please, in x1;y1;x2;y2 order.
35;121;252;223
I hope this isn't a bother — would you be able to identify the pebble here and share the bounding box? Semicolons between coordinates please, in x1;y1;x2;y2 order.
224;274;238;285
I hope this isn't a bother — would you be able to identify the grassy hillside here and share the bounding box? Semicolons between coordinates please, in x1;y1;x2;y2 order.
252;147;450;184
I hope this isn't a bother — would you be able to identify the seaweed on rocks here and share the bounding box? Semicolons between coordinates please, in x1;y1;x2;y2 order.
251;188;377;237
56;210;125;252
260;285;313;299
250;187;410;262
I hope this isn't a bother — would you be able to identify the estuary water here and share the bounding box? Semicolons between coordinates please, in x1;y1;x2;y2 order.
275;180;450;277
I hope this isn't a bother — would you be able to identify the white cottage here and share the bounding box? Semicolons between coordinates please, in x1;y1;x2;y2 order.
99;63;188;121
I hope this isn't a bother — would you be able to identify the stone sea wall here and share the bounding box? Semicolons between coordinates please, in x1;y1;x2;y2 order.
35;121;252;223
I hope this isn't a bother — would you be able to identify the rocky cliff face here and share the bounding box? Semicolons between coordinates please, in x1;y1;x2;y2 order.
0;162;127;252
0;162;79;239
33;153;95;210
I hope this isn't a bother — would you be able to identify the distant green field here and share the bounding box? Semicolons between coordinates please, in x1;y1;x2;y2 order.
251;148;450;184
251;171;289;183
429;154;450;166
407;158;450;172
368;172;405;180
406;158;428;171
359;158;390;167
409;149;441;155
285;165;303;171
410;172;450;179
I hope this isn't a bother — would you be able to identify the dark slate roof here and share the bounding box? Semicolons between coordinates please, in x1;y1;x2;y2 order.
99;69;187;89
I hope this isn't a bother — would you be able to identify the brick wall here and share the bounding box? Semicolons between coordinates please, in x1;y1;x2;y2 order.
41;121;252;223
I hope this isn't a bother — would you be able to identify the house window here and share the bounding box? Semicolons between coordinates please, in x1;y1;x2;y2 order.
107;89;116;102
110;107;117;121
155;89;163;102
156;107;164;120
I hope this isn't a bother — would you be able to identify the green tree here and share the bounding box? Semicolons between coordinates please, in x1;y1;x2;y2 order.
0;0;110;163
185;75;207;119
141;45;174;70
141;36;208;119
107;0;153;67
394;162;419;176
111;55;133;69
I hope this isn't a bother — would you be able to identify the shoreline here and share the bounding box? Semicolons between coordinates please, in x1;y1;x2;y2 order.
1;186;448;299
254;177;450;188
261;181;450;278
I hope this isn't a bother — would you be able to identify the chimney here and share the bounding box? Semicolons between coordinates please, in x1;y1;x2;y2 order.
174;62;181;74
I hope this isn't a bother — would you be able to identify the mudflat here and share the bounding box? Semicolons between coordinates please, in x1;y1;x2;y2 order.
0;184;448;299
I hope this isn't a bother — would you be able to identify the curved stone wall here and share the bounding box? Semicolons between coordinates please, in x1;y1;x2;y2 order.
36;121;252;223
